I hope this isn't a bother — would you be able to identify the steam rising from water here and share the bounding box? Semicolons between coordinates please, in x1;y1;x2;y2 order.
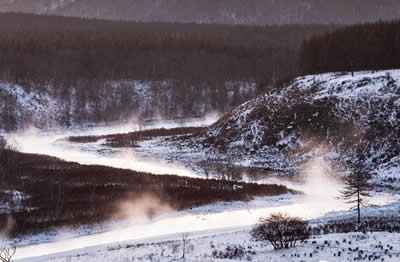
12;153;395;261
261;155;392;220
300;156;344;211
0;217;14;240
3;120;395;261
255;155;348;218
5;128;200;178
3;114;222;178
113;193;173;221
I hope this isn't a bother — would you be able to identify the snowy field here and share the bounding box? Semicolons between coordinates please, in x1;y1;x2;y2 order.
3;70;400;261
18;231;400;262
12;192;400;261
4;115;399;261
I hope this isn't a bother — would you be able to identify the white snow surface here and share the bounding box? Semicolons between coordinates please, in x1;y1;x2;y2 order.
4;115;220;178
0;79;254;131
17;231;400;262
143;70;400;185
2;70;400;261
12;192;399;261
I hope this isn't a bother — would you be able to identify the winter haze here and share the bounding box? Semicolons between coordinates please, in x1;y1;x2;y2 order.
0;0;399;24
0;1;399;262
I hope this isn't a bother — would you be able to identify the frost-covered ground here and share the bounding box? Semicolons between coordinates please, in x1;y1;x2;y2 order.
126;70;400;186
14;206;400;262
19;232;400;262
4;70;400;261
11;191;400;261
0;80;157;129
9;156;398;261
0;79;252;131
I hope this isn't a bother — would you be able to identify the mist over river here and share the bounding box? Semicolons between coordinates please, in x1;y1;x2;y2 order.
1;119;396;261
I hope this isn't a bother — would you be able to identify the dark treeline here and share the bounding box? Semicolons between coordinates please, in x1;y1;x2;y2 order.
299;20;400;75
0;148;290;236
310;216;400;235
69;126;207;147
0;13;339;130
0;13;338;82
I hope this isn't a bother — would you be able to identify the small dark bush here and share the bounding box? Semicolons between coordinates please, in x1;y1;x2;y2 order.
212;245;246;260
251;212;310;250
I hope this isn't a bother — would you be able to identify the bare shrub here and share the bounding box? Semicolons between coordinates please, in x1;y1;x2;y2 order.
251;212;309;250
181;233;189;259
0;137;6;151
212;245;246;260
0;246;16;262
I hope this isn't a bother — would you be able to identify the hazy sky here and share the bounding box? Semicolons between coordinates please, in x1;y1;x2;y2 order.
1;0;399;24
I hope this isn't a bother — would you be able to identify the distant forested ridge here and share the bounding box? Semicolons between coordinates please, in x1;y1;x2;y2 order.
0;0;399;25
2;15;400;131
0;13;338;130
0;13;337;82
299;20;400;75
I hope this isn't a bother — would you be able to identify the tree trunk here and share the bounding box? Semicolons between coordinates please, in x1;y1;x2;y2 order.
357;188;361;229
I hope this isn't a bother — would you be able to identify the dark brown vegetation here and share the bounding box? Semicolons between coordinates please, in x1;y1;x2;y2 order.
251;213;310;249
0;13;338;83
0;13;340;131
70;126;284;182
310;216;400;235
0;149;291;237
299;20;400;75
0;245;16;262
69;126;206;147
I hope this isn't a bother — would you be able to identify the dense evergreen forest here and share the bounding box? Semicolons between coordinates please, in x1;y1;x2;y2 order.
299;20;400;75
0;13;338;130
2;15;400;131
0;13;337;82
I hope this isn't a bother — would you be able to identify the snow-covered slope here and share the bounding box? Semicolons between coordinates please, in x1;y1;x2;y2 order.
0;81;158;130
0;80;255;131
197;70;400;183
0;82;61;130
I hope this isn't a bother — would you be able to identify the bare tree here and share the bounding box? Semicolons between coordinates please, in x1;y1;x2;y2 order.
55;181;65;219
0;246;16;262
251;212;309;250
0;140;18;188
341;162;373;229
0;138;4;188
136;114;146;132
181;233;189;260
0;137;6;150
89;178;97;217
215;157;243;192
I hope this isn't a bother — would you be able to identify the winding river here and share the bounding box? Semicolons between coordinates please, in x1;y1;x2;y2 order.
2;120;397;261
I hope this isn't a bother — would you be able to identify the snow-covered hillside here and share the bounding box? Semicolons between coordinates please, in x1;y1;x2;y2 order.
0;80;255;131
179;70;400;184
0;80;155;130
